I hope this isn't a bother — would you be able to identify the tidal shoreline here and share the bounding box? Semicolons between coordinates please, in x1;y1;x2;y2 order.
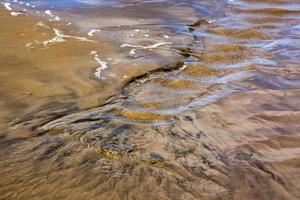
1;0;300;199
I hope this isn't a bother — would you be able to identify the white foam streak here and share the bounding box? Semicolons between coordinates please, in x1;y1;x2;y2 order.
90;51;108;78
44;10;61;21
121;42;172;49
10;12;22;16
34;28;96;47
44;10;53;16
88;29;101;36
129;49;137;55
4;3;12;11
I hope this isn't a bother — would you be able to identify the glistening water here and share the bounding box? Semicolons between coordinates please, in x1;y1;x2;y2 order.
0;0;300;199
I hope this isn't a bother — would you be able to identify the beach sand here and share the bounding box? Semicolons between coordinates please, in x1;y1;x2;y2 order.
0;0;300;199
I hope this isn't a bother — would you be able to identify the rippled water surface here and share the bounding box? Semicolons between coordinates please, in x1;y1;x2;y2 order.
0;0;300;199
13;0;170;8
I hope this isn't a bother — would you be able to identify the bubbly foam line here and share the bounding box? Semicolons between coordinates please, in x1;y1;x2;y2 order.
90;51;109;78
129;49;137;55
3;2;22;16
44;10;61;21
88;29;101;36
10;11;22;16
3;1;38;16
41;29;66;46
121;42;172;50
44;10;53;16
4;3;12;11
32;28;96;47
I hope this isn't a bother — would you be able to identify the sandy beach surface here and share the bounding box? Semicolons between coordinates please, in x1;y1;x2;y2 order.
0;0;300;199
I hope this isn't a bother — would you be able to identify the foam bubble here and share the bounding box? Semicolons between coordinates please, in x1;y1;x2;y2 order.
10;12;22;16
88;29;101;36
121;42;172;49
4;3;12;11
91;51;109;78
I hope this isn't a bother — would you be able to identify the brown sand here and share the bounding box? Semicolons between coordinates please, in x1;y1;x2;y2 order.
0;0;300;199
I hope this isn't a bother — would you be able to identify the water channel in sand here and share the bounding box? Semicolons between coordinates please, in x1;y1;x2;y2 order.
0;0;300;199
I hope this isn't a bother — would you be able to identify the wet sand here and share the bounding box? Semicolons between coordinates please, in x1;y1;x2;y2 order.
0;4;185;132
0;0;300;199
0;6;114;130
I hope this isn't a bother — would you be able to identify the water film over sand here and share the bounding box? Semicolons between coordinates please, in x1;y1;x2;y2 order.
0;0;300;199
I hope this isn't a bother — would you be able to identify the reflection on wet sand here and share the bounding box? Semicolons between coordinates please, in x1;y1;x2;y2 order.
0;0;300;199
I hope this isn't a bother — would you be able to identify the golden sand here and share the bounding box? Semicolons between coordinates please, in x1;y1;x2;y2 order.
0;8;117;129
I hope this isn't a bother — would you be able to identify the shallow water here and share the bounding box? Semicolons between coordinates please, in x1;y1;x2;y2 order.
0;0;300;199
